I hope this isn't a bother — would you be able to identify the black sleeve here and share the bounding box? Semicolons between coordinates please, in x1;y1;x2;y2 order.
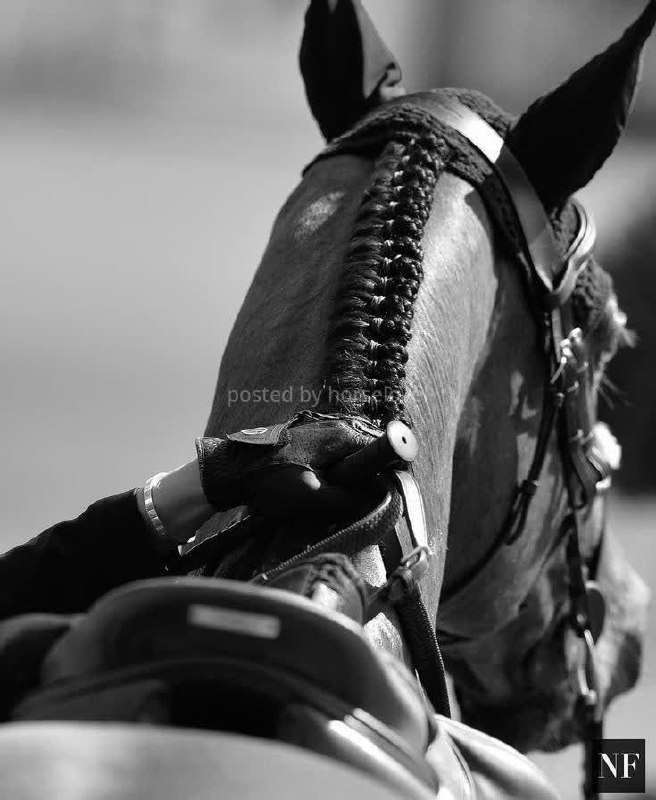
0;491;170;620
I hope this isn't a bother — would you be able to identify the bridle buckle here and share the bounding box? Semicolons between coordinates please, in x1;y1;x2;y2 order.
381;545;431;604
575;627;601;719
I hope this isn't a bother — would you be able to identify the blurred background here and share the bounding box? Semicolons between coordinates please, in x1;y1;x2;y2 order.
0;1;653;797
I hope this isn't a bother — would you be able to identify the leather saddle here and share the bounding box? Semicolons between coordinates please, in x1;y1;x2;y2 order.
11;577;439;800
3;576;560;799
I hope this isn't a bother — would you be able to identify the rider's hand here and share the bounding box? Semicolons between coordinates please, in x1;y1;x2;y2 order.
241;464;372;522
196;417;377;521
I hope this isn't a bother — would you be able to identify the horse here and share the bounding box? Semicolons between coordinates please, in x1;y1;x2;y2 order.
202;0;651;767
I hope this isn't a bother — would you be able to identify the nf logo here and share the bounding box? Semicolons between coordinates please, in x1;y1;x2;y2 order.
595;739;645;793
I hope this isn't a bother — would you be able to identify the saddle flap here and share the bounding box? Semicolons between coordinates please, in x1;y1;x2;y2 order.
0;723;431;800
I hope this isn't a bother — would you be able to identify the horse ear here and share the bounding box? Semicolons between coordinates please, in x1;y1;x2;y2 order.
299;0;405;141
509;0;656;209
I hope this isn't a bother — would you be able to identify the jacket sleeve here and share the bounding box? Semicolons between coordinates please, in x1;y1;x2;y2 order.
0;491;170;620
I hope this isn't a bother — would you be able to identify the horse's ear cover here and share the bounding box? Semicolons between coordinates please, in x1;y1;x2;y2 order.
509;0;656;208
300;0;404;141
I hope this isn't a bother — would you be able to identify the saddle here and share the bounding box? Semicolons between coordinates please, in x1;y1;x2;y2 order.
0;723;422;800
5;574;559;800
11;576;439;800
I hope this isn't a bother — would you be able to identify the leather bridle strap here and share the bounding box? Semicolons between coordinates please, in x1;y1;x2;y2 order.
375;506;451;718
503;373;564;544
408;96;562;294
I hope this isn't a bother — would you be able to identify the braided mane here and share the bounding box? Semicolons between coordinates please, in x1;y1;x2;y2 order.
316;89;624;424
323;130;447;422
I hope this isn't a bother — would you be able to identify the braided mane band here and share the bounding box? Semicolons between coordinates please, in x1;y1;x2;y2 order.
314;89;620;425
322;129;447;422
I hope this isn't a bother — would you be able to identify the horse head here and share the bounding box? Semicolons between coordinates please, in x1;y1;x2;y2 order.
205;0;652;755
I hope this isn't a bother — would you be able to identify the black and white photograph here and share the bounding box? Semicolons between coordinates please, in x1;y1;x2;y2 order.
0;2;654;798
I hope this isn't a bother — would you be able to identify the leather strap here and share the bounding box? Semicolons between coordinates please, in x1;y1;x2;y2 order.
503;380;564;545
396;94;562;295
252;483;402;585
379;526;451;718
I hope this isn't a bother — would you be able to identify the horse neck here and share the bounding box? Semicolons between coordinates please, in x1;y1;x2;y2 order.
205;161;504;664
352;172;506;662
402;173;502;623
434;189;568;636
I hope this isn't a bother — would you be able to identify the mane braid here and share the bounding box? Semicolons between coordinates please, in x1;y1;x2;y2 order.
316;89;619;423
321;129;446;423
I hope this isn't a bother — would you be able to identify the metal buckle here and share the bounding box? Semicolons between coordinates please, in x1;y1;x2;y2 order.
547;200;597;309
550;333;576;384
381;545;431;604
588;422;622;493
392;470;429;549
551;327;589;384
575;627;602;723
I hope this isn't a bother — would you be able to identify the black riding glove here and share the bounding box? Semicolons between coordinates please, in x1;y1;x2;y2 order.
196;415;378;519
